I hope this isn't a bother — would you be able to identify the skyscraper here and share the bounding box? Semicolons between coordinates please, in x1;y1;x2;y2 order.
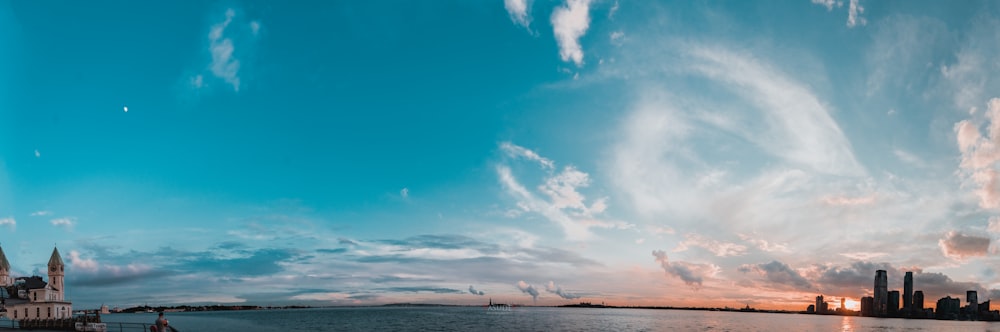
888;290;900;316
861;296;874;317
874;270;888;316
913;291;924;310
903;271;913;312
816;295;824;314
967;290;978;317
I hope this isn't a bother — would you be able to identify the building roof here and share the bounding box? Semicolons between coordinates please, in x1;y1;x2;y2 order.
48;247;63;268
17;276;47;290
0;245;9;271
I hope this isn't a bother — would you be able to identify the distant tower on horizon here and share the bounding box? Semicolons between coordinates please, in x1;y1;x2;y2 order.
913;291;924;311
874;270;888;316
903;271;913;312
841;297;846;311
816;295;824;314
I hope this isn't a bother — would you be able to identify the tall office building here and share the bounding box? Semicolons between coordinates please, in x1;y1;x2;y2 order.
903;271;913;311
816;295;824;314
913;291;924;310
874;270;888;316
861;296;874;317
967;290;978;316
888;290;900;316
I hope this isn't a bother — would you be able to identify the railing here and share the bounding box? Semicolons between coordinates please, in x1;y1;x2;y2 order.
0;317;19;329
101;322;182;332
101;322;155;331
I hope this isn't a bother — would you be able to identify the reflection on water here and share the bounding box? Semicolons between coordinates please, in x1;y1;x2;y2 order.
841;315;854;331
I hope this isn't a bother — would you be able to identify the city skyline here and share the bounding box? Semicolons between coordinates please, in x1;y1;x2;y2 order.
2;1;1000;310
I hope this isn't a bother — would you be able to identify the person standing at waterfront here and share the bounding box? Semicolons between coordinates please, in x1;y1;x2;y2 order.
154;312;169;332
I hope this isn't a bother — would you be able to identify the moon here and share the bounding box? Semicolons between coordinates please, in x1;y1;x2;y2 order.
123;106;128;113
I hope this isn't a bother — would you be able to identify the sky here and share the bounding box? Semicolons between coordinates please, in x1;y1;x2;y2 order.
1;0;1000;311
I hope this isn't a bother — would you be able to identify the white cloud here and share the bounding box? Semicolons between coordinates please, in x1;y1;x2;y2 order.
190;74;204;89
209;8;241;92
516;280;539;301
496;143;616;240
810;0;842;11
610;31;624;45
990;217;1000;235
400;187;409;199
51;217;75;229
955;98;1000;209
551;0;592;67
250;20;260;36
504;0;532;29
34;149;40;158
545;281;580;299
30;210;51;216
608;0;619;19
0;217;14;230
738;233;789;253
69;250;99;273
847;0;866;28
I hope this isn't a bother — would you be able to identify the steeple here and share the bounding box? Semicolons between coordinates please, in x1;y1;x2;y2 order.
47;246;64;300
0;244;10;286
48;247;64;269
0;244;9;271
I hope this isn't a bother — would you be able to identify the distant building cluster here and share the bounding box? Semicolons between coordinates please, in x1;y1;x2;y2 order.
808;269;999;321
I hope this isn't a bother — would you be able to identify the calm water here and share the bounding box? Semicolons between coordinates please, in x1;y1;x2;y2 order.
91;307;999;332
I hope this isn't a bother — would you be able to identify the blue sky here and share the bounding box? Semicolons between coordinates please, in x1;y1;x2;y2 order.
2;0;1000;310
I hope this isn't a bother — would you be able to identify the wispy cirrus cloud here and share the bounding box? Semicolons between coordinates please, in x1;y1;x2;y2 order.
673;233;747;257
499;141;553;169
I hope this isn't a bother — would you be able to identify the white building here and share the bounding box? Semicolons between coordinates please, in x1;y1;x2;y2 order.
0;246;73;320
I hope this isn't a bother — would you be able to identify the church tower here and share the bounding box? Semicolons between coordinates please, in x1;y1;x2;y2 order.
0;244;10;287
48;247;64;301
